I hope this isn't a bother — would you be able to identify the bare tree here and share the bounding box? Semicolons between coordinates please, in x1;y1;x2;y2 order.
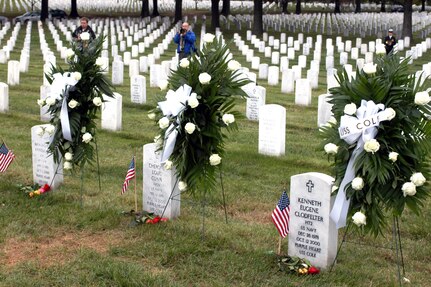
70;0;79;18
152;0;159;17
41;0;49;21
334;0;341;13
253;0;263;37
421;0;425;12
211;0;220;31
402;0;413;39
141;0;149;17
355;0;361;13
380;0;385;12
175;0;182;22
295;0;301;14
221;0;230;16
281;0;288;13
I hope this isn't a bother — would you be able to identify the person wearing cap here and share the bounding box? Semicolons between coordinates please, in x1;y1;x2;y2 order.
173;22;197;60
384;29;397;54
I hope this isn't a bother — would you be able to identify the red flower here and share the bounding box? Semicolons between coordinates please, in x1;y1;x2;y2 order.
146;219;154;224
152;216;161;224
308;266;320;275
160;217;169;222
40;184;51;193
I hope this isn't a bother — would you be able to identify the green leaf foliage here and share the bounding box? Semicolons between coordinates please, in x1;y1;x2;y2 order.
320;54;431;236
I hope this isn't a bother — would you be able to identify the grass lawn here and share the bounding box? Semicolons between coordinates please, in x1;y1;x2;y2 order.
0;8;431;287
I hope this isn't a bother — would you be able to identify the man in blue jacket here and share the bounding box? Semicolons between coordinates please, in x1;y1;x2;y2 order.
173;22;196;60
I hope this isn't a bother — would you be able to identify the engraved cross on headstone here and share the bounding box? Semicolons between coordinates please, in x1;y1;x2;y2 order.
306;180;314;193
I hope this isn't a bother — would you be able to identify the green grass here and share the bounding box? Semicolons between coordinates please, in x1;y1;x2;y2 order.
0;10;431;287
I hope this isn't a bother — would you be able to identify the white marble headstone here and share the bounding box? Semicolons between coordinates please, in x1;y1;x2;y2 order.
0;82;8;113
101;93;122;131
258;104;286;156
288;172;338;269
130;75;146;104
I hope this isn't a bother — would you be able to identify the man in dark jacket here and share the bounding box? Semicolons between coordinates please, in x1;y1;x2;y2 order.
72;17;96;41
384;28;397;55
173;22;196;60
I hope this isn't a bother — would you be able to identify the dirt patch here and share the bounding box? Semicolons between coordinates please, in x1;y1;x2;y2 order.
1;230;125;269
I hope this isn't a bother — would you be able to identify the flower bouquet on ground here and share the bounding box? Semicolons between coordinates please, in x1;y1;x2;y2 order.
149;34;250;196
38;36;114;171
278;255;320;275
321;53;431;236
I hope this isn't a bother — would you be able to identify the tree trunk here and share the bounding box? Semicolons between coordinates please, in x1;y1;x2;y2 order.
295;0;301;14
175;0;182;22
355;0;361;13
70;0;79;18
211;0;220;31
141;0;150;18
41;0;49;21
421;0;425;12
402;0;413;39
253;0;263;37
334;0;340;13
221;0;230;16
152;0;159;17
281;0;288;13
380;0;385;12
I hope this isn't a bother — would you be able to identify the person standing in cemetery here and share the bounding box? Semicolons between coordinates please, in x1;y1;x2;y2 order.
72;17;96;42
384;28;397;54
173;22;197;60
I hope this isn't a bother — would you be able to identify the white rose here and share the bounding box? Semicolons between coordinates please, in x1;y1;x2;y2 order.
331;185;338;194
384;107;396;121
37;99;45;107
344;103;357;115
66;48;75;59
95;57;104;66
324;143;339;155
92;97;102;106
388;152;399;162
364;139;380;154
363;63;377;74
227;60;241;71
410;172;426;186
178;180;187;191
352;211;366;226
158;117;170;129
82;132;93;143
351;177;365;190
199;72;211;85
185;122;196;134
148;112;156;120
68;99;79;109
80;32;90;41
36;126;45;137
179;58;190;68
375;44;386;55
45;124;55;135
188;93;199;108
63;161;73;170
414;91;430;106
64;152;73;161
209;154;222;166
203;33;215;44
402;182;416;197
222;114;235;125
45;97;56;106
164;160;173;170
159;79;168;91
72;72;82;81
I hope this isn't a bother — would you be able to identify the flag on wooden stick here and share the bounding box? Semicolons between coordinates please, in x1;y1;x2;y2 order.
122;157;135;194
0;142;15;173
272;191;290;238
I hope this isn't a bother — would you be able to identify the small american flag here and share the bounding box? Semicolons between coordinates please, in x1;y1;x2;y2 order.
0;143;15;173
271;191;290;238
122;157;135;194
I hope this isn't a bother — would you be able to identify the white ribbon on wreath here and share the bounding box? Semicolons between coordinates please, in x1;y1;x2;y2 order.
158;84;193;162
330;100;395;228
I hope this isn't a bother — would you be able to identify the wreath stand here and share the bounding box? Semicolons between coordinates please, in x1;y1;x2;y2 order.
160;167;229;240
50;137;102;208
330;216;406;286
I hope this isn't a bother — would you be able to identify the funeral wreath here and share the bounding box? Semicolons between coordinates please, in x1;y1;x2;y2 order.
321;53;431;236
149;34;250;195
